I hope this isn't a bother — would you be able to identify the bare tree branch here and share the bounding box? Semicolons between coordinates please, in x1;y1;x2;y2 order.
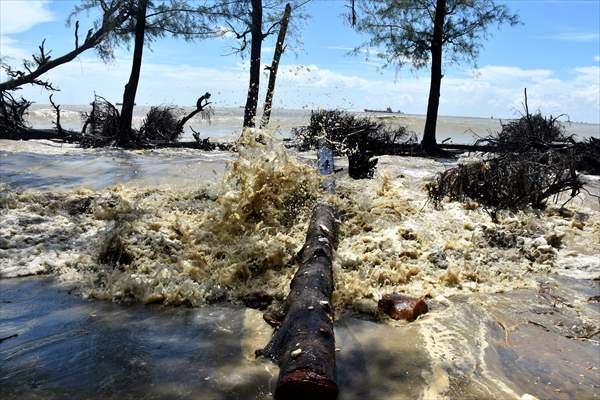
0;7;130;92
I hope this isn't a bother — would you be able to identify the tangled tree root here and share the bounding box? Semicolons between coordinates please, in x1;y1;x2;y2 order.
427;152;583;219
294;109;411;179
428;92;591;218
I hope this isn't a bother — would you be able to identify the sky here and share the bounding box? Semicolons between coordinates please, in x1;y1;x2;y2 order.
0;0;599;122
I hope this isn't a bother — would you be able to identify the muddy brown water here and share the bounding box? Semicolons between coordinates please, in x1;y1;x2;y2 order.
1;275;598;399
1;138;599;399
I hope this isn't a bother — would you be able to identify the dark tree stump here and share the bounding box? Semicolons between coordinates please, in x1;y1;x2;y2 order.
257;202;339;400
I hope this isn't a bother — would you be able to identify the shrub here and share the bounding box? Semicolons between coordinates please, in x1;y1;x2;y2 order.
139;106;181;142
427;153;582;217
429;91;593;216
573;138;600;175
295;109;408;153
0;91;31;135
80;95;121;147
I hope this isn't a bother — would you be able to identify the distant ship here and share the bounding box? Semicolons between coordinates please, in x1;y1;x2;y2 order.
363;106;403;114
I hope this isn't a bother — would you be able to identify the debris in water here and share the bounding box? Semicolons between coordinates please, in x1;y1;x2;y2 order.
378;293;429;321
0;333;19;343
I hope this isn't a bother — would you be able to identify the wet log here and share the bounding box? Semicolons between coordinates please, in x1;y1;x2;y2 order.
0;129;233;151
148;140;233;151
0;128;79;142
257;202;339;400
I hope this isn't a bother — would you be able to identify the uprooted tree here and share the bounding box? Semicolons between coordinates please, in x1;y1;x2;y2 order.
79;92;214;147
294;109;411;179
427;90;595;219
351;0;519;152
0;89;215;148
0;92;32;135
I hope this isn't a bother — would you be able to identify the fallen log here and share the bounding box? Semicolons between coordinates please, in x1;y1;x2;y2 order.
148;140;234;151
257;202;339;400
0;128;80;142
0;129;233;151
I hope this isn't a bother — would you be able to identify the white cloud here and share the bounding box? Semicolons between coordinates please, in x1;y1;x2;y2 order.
538;32;600;42
0;36;28;60
473;66;554;81
0;0;54;64
0;0;54;35
215;27;237;40
326;46;353;51
594;55;600;62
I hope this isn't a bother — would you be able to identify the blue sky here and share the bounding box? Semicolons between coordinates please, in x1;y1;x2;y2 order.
1;0;599;122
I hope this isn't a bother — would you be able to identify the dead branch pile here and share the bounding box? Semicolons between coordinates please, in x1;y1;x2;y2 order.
427;152;582;217
80;95;121;147
295;109;408;153
139;106;181;142
294;109;409;179
572;137;600;175
0;91;32;135
428;91;589;215
478;112;573;152
80;99;186;147
475;97;599;175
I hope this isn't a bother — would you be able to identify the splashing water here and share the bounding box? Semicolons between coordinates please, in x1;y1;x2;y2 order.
1;138;599;312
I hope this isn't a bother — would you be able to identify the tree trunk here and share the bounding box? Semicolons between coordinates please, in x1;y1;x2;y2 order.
118;0;147;146
257;202;339;400
259;3;291;129
421;0;446;150
243;0;263;129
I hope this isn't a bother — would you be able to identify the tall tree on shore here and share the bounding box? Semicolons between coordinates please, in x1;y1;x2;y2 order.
71;0;225;146
118;0;148;145
353;0;519;151
260;3;292;128
245;0;264;128
218;0;306;130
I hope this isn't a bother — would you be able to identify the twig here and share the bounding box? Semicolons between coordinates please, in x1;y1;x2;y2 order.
528;320;550;332
49;94;63;133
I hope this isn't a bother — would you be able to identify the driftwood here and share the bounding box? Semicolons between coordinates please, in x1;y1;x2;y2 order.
149;140;233;151
257;202;339;400
0;126;232;151
0;128;80;142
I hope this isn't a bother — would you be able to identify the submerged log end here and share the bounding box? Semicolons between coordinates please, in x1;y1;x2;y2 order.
275;368;339;400
378;293;428;321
